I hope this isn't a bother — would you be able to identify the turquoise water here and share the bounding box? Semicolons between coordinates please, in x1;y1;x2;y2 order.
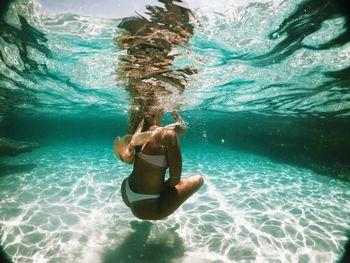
1;142;349;262
1;0;350;262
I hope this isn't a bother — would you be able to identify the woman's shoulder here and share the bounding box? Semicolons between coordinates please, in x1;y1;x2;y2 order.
160;128;178;146
148;125;178;146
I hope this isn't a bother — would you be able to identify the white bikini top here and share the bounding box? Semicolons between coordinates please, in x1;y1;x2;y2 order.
137;143;168;168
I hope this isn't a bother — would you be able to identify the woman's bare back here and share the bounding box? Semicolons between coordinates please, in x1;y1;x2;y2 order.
129;127;168;195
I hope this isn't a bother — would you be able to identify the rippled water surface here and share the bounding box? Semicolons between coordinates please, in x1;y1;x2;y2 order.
1;0;350;117
0;143;349;262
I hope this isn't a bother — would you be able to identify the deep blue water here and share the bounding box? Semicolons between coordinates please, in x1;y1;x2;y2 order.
1;0;350;262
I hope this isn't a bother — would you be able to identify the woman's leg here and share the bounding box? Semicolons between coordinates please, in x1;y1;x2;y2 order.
159;174;204;218
130;174;203;220
121;178;131;208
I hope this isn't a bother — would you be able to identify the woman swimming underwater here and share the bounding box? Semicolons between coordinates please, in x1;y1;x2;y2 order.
114;109;203;220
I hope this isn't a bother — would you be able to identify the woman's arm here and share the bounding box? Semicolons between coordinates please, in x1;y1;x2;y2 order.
171;111;187;136
130;126;164;147
164;130;182;187
130;112;187;146
162;112;187;137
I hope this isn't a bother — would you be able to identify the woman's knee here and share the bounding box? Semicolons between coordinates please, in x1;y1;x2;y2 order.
189;174;204;188
174;174;203;196
195;174;204;185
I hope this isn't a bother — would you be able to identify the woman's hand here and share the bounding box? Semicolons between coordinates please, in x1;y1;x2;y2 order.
171;111;187;136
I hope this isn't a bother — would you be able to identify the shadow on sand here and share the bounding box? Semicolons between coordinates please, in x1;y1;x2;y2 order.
0;243;12;263
103;221;185;263
0;163;36;177
338;232;350;263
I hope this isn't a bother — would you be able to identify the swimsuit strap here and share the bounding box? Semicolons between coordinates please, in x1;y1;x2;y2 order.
141;142;148;152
